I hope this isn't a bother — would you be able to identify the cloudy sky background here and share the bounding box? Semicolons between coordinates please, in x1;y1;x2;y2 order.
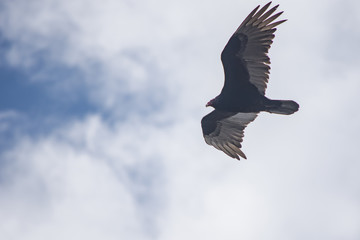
0;0;359;239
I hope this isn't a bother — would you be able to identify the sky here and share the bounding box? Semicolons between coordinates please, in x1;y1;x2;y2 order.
0;0;359;239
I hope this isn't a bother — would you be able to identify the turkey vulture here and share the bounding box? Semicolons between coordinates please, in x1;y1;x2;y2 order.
201;2;299;160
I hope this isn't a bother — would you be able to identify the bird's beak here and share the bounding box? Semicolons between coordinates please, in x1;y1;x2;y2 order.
206;102;210;107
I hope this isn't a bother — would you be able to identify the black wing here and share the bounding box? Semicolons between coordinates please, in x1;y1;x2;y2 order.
201;110;258;160
221;2;286;95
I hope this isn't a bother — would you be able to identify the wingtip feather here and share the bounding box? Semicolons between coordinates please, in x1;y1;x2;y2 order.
239;149;247;159
238;5;260;29
246;2;272;26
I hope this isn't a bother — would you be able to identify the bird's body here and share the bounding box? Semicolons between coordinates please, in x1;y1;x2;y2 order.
201;2;299;160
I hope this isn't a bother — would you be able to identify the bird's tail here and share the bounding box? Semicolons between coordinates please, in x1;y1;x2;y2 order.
265;99;299;115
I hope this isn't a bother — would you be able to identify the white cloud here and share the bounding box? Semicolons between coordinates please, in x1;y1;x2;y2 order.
1;0;360;239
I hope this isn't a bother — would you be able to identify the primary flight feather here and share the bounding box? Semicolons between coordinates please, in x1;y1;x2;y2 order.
201;2;299;160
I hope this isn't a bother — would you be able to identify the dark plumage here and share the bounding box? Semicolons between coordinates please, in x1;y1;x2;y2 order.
201;2;299;160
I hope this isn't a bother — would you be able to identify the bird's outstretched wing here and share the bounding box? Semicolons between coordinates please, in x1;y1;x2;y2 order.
221;2;286;95
201;111;258;160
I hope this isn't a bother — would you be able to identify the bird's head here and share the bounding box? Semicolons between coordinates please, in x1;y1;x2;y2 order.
206;97;219;108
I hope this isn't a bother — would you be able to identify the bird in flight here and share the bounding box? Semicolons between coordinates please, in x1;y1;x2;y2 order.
201;2;299;160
